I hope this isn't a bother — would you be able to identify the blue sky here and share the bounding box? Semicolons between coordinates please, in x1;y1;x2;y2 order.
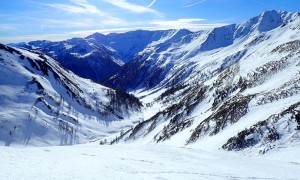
0;0;299;43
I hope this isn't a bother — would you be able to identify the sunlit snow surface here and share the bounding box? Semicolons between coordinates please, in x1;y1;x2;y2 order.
1;143;299;180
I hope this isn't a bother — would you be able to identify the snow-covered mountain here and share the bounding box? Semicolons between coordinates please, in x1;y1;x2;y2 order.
4;10;300;154
0;44;142;146
86;29;192;63
10;29;192;82
103;10;300;154
106;10;299;91
9;38;123;82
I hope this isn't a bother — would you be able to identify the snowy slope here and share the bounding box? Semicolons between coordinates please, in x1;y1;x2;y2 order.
1;144;300;180
106;10;299;91
86;29;192;63
10;38;123;82
0;44;142;146
105;10;300;154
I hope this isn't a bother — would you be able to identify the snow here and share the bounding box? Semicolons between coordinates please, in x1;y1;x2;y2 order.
1;143;299;180
100;10;300;156
0;45;141;146
11;36;125;82
86;29;192;63
185;94;300;152
64;43;73;50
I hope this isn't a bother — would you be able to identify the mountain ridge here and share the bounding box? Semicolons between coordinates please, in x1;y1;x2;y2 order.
100;10;300;154
3;10;300;154
105;10;299;91
9;29;193;82
0;43;142;146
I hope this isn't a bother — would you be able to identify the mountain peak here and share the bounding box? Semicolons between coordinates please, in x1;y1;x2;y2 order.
85;32;106;41
257;10;286;31
235;10;296;35
260;10;287;17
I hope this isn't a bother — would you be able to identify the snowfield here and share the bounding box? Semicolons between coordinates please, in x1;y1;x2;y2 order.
1;143;299;180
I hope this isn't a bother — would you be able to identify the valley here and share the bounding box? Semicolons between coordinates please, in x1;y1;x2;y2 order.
1;9;300;180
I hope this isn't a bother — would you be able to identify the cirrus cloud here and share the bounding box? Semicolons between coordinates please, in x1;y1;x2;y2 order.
42;0;106;15
150;18;226;30
102;0;160;15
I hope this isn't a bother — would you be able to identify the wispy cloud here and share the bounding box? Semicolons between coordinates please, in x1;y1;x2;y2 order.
42;0;106;15
41;17;127;28
102;0;160;15
0;24;16;31
151;18;226;30
41;19;95;28
99;17;129;26
38;0;128;28
147;0;157;8
185;0;206;8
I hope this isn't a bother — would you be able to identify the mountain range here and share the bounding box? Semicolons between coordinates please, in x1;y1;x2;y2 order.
9;29;191;82
3;10;300;154
106;10;300;154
